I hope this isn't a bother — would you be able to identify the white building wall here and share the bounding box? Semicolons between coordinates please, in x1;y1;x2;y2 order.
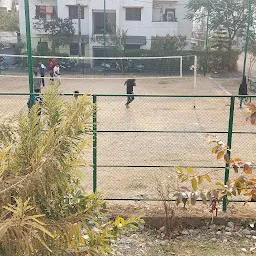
176;0;192;47
18;0;193;53
57;0;89;36
0;0;13;10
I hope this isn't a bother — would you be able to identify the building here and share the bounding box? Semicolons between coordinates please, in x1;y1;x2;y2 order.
0;0;16;11
18;0;193;57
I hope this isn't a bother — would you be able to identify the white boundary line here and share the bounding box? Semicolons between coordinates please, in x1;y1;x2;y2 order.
208;77;232;96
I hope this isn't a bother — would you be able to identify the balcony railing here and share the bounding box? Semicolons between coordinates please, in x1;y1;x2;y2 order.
152;18;178;22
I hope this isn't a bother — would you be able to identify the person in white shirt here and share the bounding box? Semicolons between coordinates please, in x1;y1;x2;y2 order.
38;61;45;86
53;63;61;85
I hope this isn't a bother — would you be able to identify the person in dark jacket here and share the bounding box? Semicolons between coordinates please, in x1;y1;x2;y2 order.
124;79;136;107
239;76;248;108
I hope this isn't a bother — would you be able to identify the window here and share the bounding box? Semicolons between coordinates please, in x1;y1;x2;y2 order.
126;8;141;21
93;12;116;34
125;44;140;50
69;6;85;19
37;42;49;55
35;6;46;19
70;43;85;56
163;9;176;22
35;6;57;20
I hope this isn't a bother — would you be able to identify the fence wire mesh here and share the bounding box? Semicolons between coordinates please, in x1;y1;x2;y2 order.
0;94;255;201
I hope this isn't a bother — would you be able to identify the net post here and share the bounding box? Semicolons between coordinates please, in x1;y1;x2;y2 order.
193;55;197;108
93;95;97;193
180;56;183;78
222;96;235;212
194;56;197;92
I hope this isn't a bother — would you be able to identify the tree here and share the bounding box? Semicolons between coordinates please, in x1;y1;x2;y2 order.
34;18;75;53
107;27;128;56
0;85;142;255
186;0;252;51
151;35;187;56
0;9;19;32
172;102;256;219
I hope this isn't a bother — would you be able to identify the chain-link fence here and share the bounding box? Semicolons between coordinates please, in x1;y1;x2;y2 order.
0;93;255;203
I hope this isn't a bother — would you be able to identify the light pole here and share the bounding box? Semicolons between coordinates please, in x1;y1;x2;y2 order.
103;0;106;59
204;6;210;76
24;0;34;107
242;0;253;80
77;3;82;57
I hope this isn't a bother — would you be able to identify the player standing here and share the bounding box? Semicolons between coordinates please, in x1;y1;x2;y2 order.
38;61;45;87
53;63;61;85
238;76;248;108
124;78;136;107
49;58;56;83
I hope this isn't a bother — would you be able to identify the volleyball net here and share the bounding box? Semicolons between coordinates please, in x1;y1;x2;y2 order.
0;54;197;81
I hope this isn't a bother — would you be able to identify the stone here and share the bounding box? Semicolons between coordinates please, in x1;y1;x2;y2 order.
218;225;226;231
242;229;251;236
130;234;139;240
225;232;232;236
216;231;222;235
211;238;217;242
160;240;169;246
181;230;189;235
251;230;256;236
252;236;256;240
223;238;228;243
241;248;247;253
159;226;165;233
209;224;217;230
235;232;243;238
225;227;232;232
138;224;145;231
189;229;200;235
227;222;234;229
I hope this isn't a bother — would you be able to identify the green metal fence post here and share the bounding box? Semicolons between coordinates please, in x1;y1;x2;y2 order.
24;0;34;108
93;95;97;193
223;96;235;211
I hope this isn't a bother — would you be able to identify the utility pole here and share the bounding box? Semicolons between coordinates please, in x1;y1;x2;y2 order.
78;3;82;57
204;6;210;76
242;0;253;80
24;0;34;107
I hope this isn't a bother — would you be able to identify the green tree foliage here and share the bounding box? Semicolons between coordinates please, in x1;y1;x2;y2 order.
0;9;19;32
186;0;251;51
34;18;75;53
151;35;187;56
0;86;142;255
172;102;256;216
107;27;128;55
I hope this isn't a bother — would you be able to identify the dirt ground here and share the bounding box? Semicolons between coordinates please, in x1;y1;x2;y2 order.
0;74;255;201
115;229;254;256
